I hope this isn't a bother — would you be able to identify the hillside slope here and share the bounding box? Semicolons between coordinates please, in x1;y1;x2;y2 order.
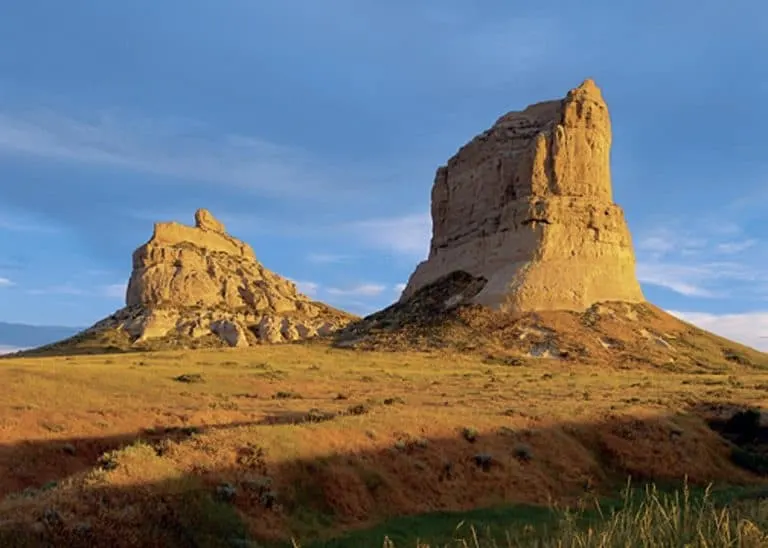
12;302;355;357
335;272;768;372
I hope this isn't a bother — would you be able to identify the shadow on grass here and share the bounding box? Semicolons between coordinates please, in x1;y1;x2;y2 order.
0;402;767;547
0;421;264;497
307;483;768;548
0;407;376;500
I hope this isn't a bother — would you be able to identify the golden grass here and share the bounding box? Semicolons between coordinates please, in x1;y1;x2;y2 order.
1;341;768;545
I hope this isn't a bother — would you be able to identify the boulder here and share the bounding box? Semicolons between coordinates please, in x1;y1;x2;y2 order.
194;208;226;233
211;319;249;348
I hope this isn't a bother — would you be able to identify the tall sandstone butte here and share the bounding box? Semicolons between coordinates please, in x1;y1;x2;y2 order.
400;79;644;311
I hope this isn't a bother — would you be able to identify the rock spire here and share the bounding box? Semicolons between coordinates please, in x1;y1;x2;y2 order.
400;79;644;311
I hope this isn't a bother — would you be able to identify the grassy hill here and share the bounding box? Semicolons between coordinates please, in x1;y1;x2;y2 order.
0;339;767;546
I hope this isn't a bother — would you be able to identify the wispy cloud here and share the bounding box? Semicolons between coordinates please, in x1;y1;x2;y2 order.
129;209;433;261
306;253;352;264
667;310;768;351
326;283;387;297
0;209;60;233
635;262;760;298
715;240;757;254
101;283;127;299
636;230;707;258
286;278;390;315
393;283;407;294
0;277;14;286
293;280;320;297
26;282;125;299
0;110;366;199
83;268;117;277
350;212;431;258
26;284;85;296
634;218;767;299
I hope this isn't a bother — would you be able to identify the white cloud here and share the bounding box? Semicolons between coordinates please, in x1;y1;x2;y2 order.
636;263;718;297
393;283;407;293
636;232;705;257
0;110;361;199
306;253;352;264
293;280;320;296
326;283;387;297
27;284;85;296
101;283;127;299
26;282;125;299
350;212;431;258
635;221;760;260
634;219;767;300
667;310;768;351
84;269;115;277
0;277;13;287
636;261;761;298
715;240;757;254
0;209;60;233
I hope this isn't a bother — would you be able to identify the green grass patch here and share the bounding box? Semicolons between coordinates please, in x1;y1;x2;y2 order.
282;482;768;548
169;488;251;547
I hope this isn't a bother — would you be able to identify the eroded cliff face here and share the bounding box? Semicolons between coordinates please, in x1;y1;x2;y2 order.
401;79;644;312
91;209;355;348
127;212;297;311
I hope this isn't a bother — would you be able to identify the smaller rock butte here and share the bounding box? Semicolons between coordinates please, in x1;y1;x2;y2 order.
400;79;645;312
86;209;354;347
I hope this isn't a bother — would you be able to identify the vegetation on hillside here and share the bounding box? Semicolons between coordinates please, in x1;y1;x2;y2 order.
0;343;767;545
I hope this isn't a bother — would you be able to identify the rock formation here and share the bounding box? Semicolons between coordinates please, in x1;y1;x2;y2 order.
81;209;355;349
400;79;644;312
332;79;765;366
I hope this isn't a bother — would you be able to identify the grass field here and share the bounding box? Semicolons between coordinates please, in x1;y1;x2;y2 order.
304;483;768;547
1;341;768;546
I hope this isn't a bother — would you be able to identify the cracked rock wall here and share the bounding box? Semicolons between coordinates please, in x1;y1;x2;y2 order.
401;79;644;311
114;209;353;345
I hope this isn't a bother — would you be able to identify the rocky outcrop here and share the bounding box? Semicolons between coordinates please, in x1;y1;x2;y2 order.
401;79;644;312
335;270;768;370
82;209;355;348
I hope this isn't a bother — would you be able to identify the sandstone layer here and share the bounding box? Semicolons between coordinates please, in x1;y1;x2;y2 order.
79;209;355;349
400;79;644;312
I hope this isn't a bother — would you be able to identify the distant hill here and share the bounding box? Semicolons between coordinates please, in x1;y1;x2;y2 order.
0;322;82;353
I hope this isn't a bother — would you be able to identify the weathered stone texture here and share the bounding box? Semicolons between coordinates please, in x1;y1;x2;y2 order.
401;79;644;311
194;207;227;233
94;209;355;347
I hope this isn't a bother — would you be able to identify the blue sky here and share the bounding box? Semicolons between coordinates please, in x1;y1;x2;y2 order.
0;1;767;349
